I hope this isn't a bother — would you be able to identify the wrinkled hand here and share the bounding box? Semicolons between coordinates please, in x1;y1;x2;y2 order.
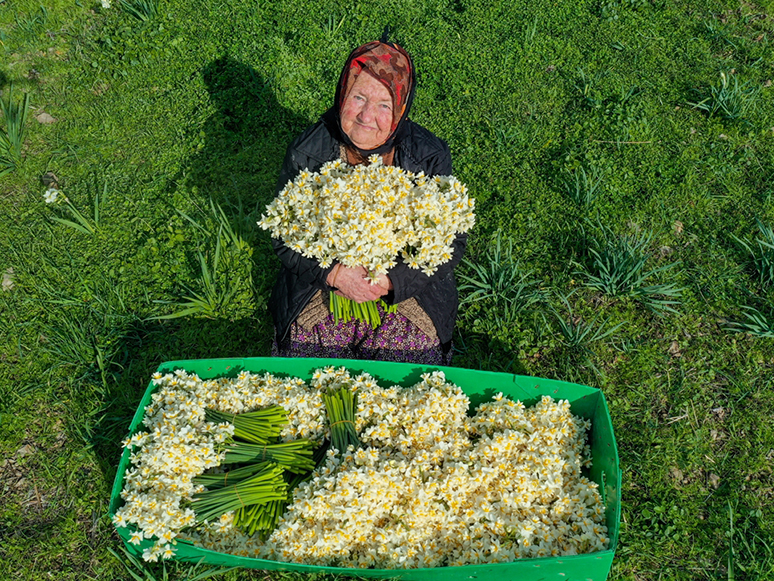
375;273;393;293
327;265;388;303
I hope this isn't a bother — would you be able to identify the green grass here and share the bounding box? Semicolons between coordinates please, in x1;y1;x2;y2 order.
1;0;774;579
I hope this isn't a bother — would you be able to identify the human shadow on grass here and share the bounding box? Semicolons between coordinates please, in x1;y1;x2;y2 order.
91;57;316;491
183;54;309;214
172;55;315;349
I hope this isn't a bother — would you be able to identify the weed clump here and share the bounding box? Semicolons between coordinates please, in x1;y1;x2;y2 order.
733;219;774;287
0;84;30;178
689;72;759;123
574;223;683;314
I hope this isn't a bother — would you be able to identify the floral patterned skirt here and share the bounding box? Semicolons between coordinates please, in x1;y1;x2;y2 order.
272;295;452;366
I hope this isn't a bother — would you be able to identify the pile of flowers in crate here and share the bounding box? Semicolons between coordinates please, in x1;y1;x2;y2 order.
113;366;610;567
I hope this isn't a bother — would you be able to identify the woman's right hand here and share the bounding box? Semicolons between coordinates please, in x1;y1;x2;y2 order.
327;264;387;303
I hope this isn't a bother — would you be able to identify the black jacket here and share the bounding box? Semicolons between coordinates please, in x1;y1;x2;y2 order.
268;118;468;348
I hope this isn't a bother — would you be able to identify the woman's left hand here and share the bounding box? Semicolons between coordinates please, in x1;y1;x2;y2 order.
375;274;393;293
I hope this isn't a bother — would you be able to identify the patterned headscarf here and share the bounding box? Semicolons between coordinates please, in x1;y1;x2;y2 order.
322;40;416;159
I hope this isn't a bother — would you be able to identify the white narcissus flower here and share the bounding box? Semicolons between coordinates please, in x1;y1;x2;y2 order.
44;188;60;204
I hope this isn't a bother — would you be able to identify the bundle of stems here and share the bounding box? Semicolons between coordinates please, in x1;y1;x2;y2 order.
322;387;360;452
205;406;287;444
222;440;316;473
192;462;286;524
193;462;268;490
233;456;328;538
234;498;287;538
329;293;397;329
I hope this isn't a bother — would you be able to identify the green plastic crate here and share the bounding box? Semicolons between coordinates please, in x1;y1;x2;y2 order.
110;357;620;580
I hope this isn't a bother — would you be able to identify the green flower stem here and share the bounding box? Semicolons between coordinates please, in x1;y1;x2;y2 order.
205;406;287;444
329;293;398;329
235;498;286;537
192;462;287;523
222;440;317;473
193;462;270;490
322;387;360;452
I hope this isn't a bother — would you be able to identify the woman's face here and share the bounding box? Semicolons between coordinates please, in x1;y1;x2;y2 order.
340;72;393;150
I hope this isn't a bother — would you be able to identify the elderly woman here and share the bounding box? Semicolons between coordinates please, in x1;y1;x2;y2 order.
269;39;467;365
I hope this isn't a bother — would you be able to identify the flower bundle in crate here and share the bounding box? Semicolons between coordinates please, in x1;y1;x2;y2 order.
186;407;316;537
114;367;610;567
258;155;475;327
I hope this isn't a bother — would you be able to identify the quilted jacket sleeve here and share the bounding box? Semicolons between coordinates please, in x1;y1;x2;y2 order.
420;139;453;177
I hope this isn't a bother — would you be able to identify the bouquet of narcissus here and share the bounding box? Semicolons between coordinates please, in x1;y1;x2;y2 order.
258;155;475;326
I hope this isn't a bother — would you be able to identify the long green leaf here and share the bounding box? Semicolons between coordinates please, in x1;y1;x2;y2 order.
49;216;93;235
